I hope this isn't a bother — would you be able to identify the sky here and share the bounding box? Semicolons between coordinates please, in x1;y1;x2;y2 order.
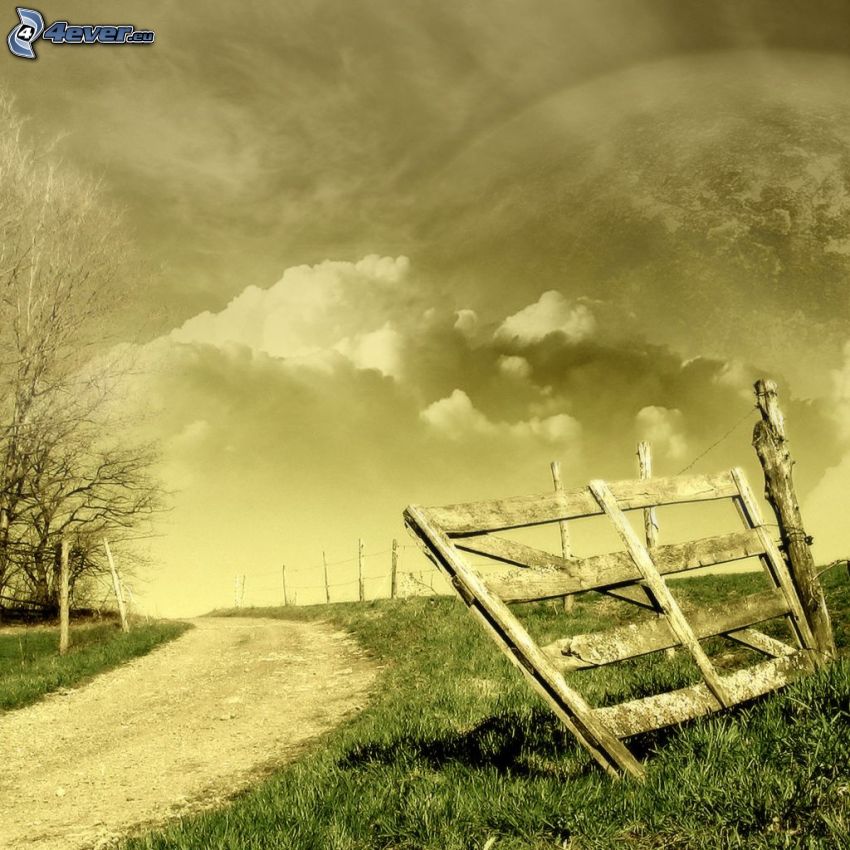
4;1;850;614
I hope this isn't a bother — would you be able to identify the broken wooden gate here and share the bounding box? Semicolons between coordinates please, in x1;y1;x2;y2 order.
404;459;831;780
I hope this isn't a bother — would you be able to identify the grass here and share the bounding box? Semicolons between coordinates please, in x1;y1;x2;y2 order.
0;617;191;711
126;569;850;850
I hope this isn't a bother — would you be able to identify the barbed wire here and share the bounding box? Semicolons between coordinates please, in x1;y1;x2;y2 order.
228;538;444;604
676;407;758;475
239;544;419;581
815;559;850;580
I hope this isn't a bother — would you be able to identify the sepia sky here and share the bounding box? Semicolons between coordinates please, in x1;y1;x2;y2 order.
4;1;850;614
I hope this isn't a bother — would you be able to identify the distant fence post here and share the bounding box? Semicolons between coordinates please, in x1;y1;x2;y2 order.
638;443;673;656
281;564;289;607
753;379;835;658
59;538;70;655
234;574;247;608
391;538;399;599
637;442;659;549
550;461;574;613
358;539;365;602
103;538;130;633
322;551;330;604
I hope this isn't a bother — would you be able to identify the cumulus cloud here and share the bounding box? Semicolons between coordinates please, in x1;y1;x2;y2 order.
334;323;404;379
498;355;532;379
518;414;581;444
635;405;688;460
421;389;581;445
420;390;496;439
454;309;478;337
170;255;411;374
495;291;596;344
712;359;756;399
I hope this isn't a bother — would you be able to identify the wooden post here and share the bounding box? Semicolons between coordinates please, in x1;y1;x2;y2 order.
752;379;835;657
282;564;289;607
59;539;70;655
322;551;330;604
124;583;148;623
391;538;399;599
638;442;673;656
358;538;365;602
637;442;659;549
234;573;246;608
550;461;574;612
103;538;129;633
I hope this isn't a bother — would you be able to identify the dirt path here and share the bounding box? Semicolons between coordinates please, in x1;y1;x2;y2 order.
0;617;377;850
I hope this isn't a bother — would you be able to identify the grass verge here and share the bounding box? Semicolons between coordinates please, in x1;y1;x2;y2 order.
0;618;191;712
127;570;849;850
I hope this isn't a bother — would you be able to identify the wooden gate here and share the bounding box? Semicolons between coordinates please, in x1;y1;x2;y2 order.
403;465;827;780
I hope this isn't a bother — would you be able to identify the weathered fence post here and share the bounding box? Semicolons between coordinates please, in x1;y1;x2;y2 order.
638;442;674;656
103;538;130;633
358;538;365;602
322;551;330;604
281;564;289;607
59;539;70;655
752;379;835;658
391;538;399;599
637;442;659;549
550;461;574;612
234;574;246;608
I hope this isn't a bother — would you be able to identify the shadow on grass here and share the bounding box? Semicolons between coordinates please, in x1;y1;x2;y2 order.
337;695;791;781
338;707;606;779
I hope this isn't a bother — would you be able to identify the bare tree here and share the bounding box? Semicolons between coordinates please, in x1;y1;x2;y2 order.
0;93;162;612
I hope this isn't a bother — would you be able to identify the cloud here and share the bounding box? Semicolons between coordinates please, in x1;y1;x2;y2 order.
421;389;581;445
420;389;496;439
454;309;478;337
804;340;850;561
172;418;211;445
498;355;532;379
127;254;845;615
495;291;596;345
831;341;850;441
635;406;688;461
170;255;411;375
804;452;850;563
334;323;404;379
712;359;757;400
519;414;581;444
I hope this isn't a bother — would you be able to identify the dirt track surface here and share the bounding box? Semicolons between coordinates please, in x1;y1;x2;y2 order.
0;617;377;850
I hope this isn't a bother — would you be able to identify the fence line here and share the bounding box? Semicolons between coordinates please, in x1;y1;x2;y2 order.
232;539;451;608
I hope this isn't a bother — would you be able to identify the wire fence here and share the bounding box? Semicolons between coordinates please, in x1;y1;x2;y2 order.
230;540;463;608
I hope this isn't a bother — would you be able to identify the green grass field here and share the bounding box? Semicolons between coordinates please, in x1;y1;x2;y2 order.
0;618;191;711
127;570;849;850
